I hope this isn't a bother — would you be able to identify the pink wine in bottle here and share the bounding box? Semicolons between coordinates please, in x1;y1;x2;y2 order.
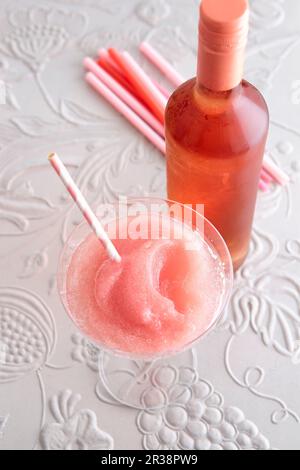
165;0;269;270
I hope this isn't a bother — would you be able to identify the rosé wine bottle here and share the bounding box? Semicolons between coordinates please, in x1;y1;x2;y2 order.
165;0;269;270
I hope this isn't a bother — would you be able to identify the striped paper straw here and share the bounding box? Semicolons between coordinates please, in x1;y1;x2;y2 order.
48;153;121;263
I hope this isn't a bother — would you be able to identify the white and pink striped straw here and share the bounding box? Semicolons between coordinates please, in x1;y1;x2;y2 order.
48;153;121;263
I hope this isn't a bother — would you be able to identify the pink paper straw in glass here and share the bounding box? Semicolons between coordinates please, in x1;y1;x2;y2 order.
48;153;121;263
108;48;167;123
85;72;166;154
140;42;185;88
84;57;164;137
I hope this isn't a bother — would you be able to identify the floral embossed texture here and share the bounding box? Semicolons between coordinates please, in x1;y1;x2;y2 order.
219;223;300;362
136;0;171;26
215;228;297;365
1;6;87;71
0;0;299;451
137;365;270;450
250;0;285;32
71;333;99;371
0;287;55;382
0;182;55;236
41;390;113;450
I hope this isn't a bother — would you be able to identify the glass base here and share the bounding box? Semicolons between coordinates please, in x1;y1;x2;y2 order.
96;347;199;411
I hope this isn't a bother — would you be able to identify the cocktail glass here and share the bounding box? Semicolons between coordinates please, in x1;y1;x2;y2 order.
57;198;233;360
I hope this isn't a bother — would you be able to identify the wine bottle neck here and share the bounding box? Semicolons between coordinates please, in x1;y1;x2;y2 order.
197;0;249;92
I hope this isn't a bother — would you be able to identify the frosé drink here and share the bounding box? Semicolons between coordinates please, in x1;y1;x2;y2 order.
58;199;232;358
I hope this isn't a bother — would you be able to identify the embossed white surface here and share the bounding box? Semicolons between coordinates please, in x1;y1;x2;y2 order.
0;0;299;450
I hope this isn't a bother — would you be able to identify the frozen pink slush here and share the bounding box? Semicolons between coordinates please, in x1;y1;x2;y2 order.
65;213;226;356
